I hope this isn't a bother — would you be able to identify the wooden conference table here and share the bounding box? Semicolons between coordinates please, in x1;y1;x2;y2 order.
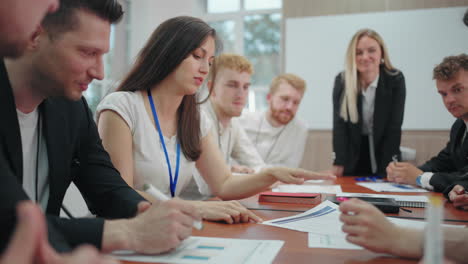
122;177;468;264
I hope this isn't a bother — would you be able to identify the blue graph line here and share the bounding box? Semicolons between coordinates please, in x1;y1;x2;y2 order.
182;255;210;260
271;206;336;225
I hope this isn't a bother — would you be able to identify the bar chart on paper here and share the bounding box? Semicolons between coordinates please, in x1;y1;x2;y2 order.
112;236;284;264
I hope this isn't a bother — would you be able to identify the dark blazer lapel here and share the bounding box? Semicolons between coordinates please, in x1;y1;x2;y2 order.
453;119;467;156
42;99;69;213
0;61;23;182
373;71;389;145
353;94;363;149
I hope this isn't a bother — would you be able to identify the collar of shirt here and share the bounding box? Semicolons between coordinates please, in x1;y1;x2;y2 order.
262;111;289;133
461;121;468;145
207;100;231;135
361;74;379;99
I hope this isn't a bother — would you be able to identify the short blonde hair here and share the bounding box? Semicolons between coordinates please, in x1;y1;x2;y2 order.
269;73;306;95
209;53;253;83
340;28;398;123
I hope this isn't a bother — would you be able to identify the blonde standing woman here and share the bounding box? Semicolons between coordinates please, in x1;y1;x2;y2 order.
331;29;406;177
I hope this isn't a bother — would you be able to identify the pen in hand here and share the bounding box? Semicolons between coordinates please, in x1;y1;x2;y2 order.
392;155;398;166
143;183;203;230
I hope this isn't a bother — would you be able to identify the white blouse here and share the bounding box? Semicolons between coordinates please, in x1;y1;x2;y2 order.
96;91;211;198
361;74;379;135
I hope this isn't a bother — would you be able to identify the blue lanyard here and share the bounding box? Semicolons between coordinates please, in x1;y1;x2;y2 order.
147;89;181;197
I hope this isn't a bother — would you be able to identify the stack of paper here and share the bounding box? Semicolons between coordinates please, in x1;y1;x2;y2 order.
273;184;342;194
336;192;429;207
357;182;429;193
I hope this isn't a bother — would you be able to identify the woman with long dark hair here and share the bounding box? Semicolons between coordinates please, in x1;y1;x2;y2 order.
97;16;335;223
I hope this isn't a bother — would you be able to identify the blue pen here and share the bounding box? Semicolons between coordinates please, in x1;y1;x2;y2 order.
392;184;414;189
371;175;386;182
355;176;385;182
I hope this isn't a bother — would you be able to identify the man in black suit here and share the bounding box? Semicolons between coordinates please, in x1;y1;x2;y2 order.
386;54;468;196
0;0;199;256
0;1;119;263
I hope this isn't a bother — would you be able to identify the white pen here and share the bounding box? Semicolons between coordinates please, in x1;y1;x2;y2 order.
142;183;203;230
392;155;398;165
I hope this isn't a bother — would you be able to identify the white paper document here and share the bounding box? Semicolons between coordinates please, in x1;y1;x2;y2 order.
308;217;464;250
273;184;342;194
357;182;429;193
308;232;362;250
112;236;284;264
263;201;462;250
262;201;343;234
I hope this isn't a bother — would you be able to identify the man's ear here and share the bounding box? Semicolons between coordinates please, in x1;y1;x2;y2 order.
28;25;45;51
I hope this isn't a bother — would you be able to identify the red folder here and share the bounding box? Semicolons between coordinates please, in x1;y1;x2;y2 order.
258;191;322;205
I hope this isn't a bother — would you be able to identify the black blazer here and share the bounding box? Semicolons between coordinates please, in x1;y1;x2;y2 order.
332;66;406;175
0;61;145;252
420;119;468;193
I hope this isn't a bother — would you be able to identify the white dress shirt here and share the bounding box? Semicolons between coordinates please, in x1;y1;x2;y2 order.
238;111;308;168
361;75;379;135
17;108;49;210
191;101;266;198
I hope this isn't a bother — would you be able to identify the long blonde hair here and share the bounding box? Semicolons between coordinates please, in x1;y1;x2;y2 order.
340;29;396;123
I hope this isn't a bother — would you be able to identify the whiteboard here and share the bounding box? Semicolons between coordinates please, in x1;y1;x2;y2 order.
286;7;468;130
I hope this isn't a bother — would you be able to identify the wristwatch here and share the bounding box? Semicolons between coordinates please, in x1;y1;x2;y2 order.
416;174;423;187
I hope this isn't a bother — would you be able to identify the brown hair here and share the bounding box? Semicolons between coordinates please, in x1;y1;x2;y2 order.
433;54;468;81
117;16;219;161
269;73;306;95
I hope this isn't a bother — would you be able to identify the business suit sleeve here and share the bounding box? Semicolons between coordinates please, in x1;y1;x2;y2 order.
423;141;468;192
0;148;103;253
39;98;146;250
332;73;347;166
419;141;456;173
73;98;145;219
441;172;468;197
379;72;406;173
429;169;468;193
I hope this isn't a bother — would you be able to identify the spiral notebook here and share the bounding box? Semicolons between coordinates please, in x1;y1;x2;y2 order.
335;193;429;208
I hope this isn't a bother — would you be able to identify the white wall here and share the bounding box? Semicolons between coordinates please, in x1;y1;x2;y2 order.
128;0;201;62
286;7;468;130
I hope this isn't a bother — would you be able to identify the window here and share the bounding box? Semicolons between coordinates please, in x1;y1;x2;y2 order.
83;26;116;116
209;20;236;53
83;0;130;117
200;0;282;112
207;0;240;13
244;0;281;10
